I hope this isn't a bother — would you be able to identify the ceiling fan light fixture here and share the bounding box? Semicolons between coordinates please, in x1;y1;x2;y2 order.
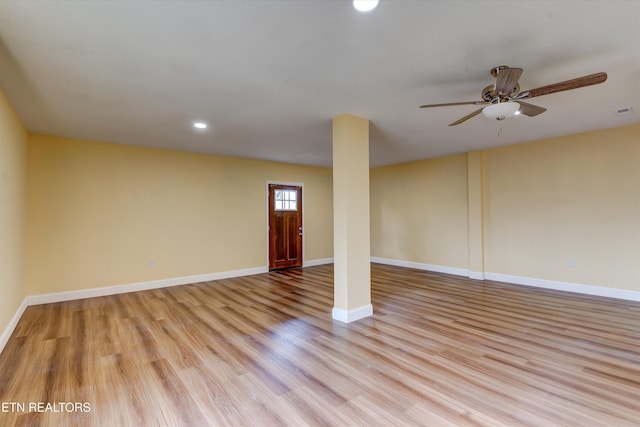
482;101;520;121
353;0;379;12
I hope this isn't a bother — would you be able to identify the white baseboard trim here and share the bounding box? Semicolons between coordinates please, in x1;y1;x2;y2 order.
370;256;639;302
303;257;334;267
485;272;640;302
371;256;469;277
332;304;373;323
468;271;486;280
0;297;29;355
1;266;269;355
5;260;636;356
27;266;269;306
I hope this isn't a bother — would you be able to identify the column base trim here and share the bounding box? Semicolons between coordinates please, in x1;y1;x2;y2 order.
332;304;373;323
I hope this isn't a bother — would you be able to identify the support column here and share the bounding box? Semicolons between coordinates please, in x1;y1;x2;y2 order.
467;150;486;279
332;114;372;323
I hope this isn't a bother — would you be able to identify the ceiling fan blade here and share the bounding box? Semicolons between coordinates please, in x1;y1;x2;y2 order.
420;101;486;108
515;72;607;99
495;67;523;97
517;101;547;117
449;108;484;126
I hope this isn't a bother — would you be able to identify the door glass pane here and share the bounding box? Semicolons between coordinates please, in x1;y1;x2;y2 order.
274;189;297;211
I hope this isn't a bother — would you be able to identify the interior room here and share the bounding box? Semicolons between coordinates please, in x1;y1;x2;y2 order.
0;1;638;426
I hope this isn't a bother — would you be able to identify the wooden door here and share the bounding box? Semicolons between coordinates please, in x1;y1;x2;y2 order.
268;184;302;270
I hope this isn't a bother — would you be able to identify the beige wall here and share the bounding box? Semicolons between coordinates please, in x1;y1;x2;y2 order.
485;124;640;291
14;118;640;303
370;153;470;270
370;124;640;292
0;89;27;334
26;135;333;295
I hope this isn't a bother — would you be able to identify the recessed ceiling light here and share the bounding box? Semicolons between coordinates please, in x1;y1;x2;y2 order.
353;0;379;12
193;122;207;129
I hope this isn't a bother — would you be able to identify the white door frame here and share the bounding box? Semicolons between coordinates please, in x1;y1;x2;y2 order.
265;181;304;269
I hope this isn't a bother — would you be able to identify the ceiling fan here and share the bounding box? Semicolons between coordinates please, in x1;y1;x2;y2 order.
419;66;607;126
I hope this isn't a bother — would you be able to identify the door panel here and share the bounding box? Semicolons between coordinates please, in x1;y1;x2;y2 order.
268;184;302;270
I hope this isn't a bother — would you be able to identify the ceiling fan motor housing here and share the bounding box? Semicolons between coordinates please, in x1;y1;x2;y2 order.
483;65;520;103
482;84;520;103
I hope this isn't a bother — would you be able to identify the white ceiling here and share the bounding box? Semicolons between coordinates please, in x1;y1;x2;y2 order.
0;1;638;167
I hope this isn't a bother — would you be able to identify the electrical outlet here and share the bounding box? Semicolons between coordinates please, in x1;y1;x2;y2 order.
149;259;156;268
568;258;576;268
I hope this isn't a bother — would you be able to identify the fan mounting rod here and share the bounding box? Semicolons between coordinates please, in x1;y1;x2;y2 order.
490;65;510;78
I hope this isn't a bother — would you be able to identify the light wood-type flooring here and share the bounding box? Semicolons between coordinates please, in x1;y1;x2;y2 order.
0;264;639;426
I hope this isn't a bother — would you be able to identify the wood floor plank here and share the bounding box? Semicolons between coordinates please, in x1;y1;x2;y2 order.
0;263;639;426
